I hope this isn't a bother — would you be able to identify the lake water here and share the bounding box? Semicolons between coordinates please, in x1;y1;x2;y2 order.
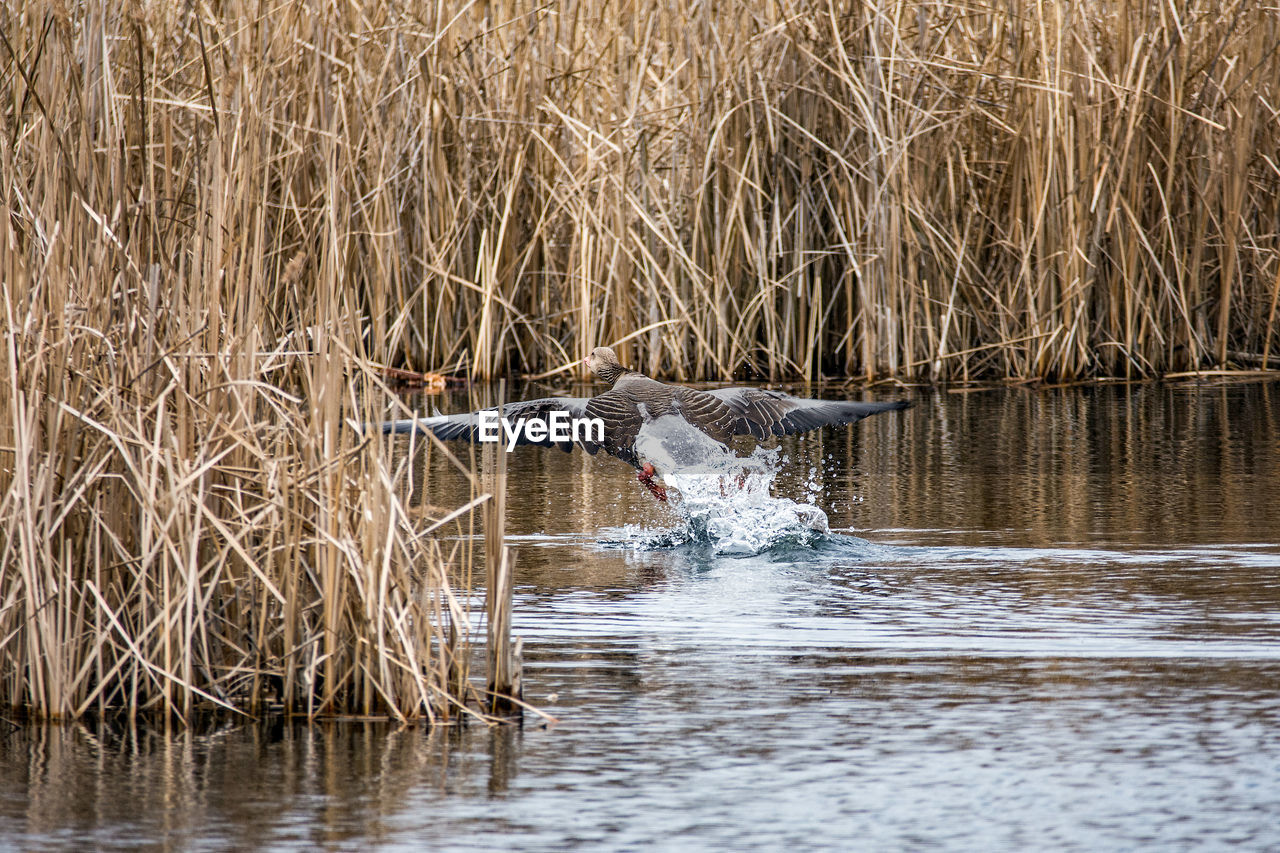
3;381;1279;850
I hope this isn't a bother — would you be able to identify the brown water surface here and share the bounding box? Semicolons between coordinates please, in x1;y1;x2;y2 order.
2;382;1279;850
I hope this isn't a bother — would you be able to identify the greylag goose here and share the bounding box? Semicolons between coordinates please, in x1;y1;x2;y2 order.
382;347;910;500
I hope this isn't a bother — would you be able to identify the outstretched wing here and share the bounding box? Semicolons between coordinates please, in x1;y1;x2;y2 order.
582;389;644;467
380;396;593;452
705;387;910;439
581;384;739;467
673;387;737;444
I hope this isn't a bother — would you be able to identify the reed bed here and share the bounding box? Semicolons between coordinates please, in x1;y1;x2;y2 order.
0;251;513;723
1;0;1278;713
8;0;1269;382
0;251;507;721
0;0;531;721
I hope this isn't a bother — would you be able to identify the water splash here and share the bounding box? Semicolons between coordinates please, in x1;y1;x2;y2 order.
614;415;830;556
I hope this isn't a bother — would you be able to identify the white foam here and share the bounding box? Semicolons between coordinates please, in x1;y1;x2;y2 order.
632;416;829;555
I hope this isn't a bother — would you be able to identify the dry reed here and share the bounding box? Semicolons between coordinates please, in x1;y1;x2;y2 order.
2;0;1278;713
1;2;1274;386
5;0;1263;382
0;0;524;721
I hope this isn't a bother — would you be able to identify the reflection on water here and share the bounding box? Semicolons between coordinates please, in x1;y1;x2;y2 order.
3;383;1280;850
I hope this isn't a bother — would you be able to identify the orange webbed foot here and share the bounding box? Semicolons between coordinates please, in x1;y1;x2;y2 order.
637;462;668;502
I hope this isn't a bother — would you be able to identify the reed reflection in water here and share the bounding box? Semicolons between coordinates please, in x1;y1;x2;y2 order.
2;383;1279;850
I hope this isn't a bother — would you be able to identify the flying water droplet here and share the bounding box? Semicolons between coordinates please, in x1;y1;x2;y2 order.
621;415;830;555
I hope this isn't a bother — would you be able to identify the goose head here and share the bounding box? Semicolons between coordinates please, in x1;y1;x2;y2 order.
585;346;626;384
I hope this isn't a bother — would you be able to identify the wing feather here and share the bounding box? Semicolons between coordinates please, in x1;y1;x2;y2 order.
705;387;910;437
374;382;907;468
583;391;644;466
673;387;737;444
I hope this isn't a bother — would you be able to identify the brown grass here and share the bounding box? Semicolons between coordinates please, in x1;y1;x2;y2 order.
1;0;1278;715
0;0;527;720
5;0;1271;385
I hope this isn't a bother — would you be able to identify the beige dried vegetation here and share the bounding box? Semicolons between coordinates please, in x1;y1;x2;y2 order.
2;0;1278;717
